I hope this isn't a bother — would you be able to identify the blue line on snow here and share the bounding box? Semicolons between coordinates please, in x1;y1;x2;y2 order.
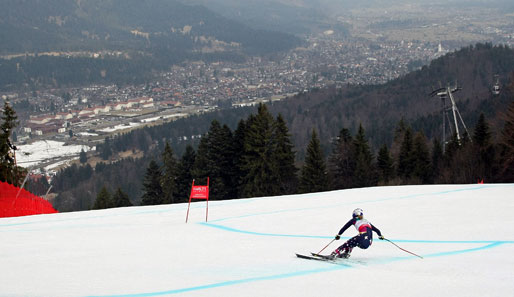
83;242;506;297
207;184;513;223
424;242;506;258
200;222;514;244
200;222;330;239
85;265;345;297
4;184;513;297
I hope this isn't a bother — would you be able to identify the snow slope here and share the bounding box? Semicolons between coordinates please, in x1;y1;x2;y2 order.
1;184;514;297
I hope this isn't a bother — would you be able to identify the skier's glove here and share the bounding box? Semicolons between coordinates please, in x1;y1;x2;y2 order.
335;235;340;240
379;236;385;240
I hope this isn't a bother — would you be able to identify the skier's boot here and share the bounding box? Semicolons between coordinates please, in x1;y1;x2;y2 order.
328;250;340;260
340;247;352;259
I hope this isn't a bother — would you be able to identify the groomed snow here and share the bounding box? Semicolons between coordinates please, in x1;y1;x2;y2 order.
1;184;513;297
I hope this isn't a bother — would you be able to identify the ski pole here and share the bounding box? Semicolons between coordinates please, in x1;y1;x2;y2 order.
383;238;423;259
317;239;335;255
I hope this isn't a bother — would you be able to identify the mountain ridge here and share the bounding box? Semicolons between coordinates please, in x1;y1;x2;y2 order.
0;0;301;56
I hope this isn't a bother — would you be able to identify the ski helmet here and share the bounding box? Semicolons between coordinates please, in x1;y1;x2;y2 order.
352;208;363;218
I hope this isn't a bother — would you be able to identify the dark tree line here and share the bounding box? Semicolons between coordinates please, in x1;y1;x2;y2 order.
131;104;299;208
93;94;514;210
52;157;149;211
93;186;133;210
0;55;161;91
326;107;514;189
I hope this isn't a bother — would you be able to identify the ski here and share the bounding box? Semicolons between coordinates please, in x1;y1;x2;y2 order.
310;252;337;259
296;253;355;266
296;253;335;262
300;253;367;266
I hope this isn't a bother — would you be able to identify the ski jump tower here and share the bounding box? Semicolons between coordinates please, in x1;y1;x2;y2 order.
430;83;471;152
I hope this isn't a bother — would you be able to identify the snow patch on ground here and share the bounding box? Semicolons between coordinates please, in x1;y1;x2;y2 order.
15;140;94;170
98;122;141;133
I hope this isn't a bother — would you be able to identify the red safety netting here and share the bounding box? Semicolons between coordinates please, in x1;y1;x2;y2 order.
0;181;58;218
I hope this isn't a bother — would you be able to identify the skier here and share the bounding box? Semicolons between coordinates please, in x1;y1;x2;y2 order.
329;208;384;259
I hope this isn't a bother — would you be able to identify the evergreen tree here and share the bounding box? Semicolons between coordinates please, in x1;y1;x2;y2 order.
412;132;432;183
390;118;408;170
377;144;394;184
141;160;164;205
192;134;210;185
112;187;133;207
299;129;328;193
232;119;248;197
352;124;377;188
472;113;496;181
473;113;492;148
221;124;239;199
499;99;514;181
161;142;178;203
205;121;235;200
0;100;24;186
79;149;87;164
397;127;415;181
93;186;112;209
101;137;112;161
240;104;280;197
273;114;298;194
175;145;196;203
328;128;355;189
191;120;234;200
431;138;444;182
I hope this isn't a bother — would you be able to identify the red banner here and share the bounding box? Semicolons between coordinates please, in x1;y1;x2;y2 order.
185;178;209;223
0;181;58;218
190;185;209;199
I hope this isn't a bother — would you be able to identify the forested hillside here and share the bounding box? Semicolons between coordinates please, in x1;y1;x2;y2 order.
0;0;301;90
184;0;338;35
271;43;514;153
49;44;514;211
0;0;301;55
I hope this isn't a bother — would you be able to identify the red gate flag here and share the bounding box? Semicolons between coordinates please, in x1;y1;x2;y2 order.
190;185;209;199
185;177;209;223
